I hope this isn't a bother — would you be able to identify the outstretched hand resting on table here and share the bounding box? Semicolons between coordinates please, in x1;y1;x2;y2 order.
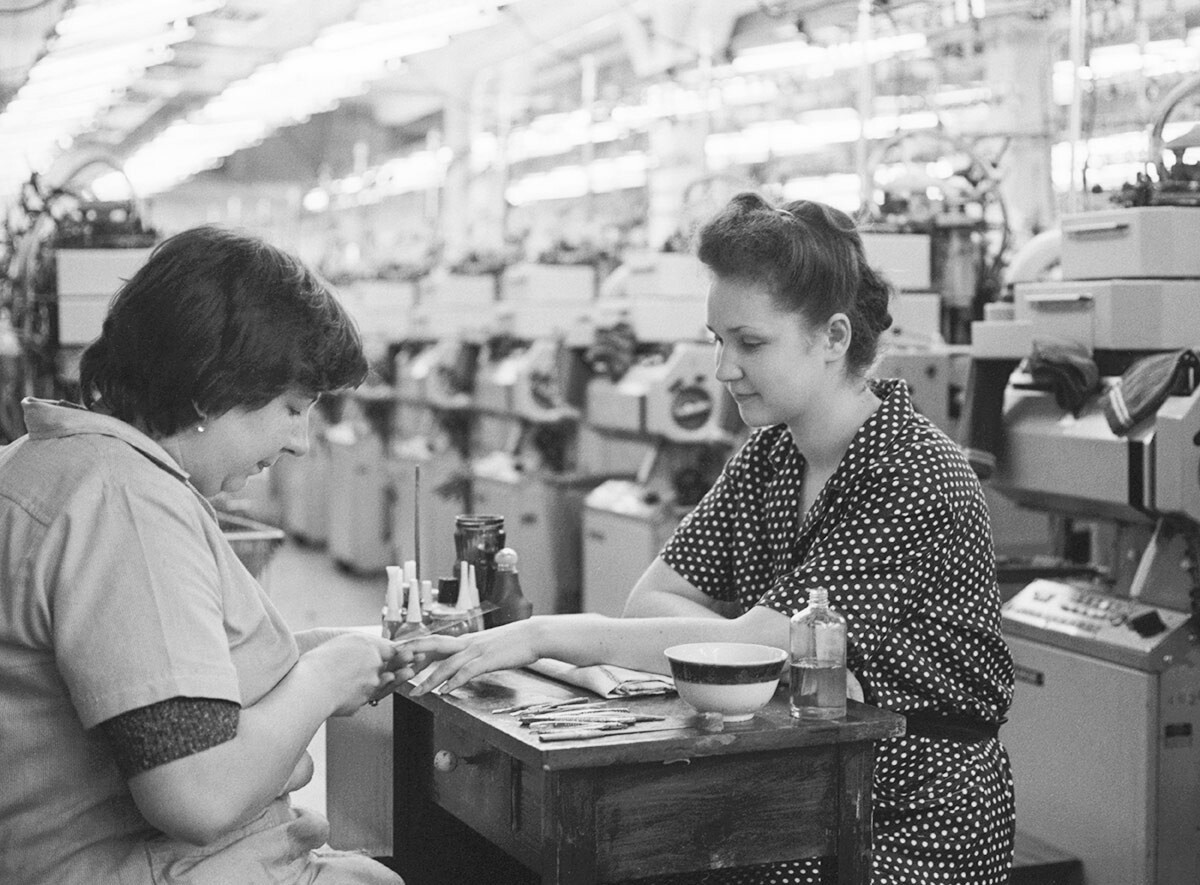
406;619;544;696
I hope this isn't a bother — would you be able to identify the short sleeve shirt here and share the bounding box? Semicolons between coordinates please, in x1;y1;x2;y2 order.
0;399;298;885
661;378;1013;723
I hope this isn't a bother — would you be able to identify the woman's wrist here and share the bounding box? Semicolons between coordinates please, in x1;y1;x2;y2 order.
289;652;344;720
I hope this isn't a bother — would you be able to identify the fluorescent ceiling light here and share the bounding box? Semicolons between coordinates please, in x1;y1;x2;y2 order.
732;33;928;76
301;146;455;211
120;1;504;196
705;110;939;167
1049;122;1195;193
1052;30;1200;105
505;152;648;205
782;173;862;214
0;0;220;197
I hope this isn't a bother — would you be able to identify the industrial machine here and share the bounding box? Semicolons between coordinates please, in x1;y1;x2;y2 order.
326;386;399;574
1;168;156;441
467;263;596;615
321;279;420;572
275;393;343;547
859;130;1009;344
579;250;743;616
969;202;1200;885
388;299;486;585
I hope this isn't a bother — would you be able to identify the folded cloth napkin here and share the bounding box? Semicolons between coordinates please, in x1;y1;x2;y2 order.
1028;339;1101;414
526;658;675;698
1104;349;1200;436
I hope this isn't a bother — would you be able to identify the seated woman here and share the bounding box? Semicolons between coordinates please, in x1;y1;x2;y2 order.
410;193;1015;884
0;227;415;885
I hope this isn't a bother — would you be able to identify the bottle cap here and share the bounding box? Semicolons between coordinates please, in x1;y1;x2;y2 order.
405;579;424;623
385;565;403;620
457;561;479;610
495;547;518;571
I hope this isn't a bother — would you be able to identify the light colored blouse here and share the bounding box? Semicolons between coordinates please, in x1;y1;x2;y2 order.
0;398;396;885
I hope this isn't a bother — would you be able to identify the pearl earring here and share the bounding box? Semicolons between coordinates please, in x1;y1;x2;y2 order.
191;400;207;434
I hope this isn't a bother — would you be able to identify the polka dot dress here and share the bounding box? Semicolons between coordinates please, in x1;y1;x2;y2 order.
648;379;1016;884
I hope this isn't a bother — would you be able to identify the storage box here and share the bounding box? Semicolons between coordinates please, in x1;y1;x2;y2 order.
1013;278;1200;350
861;231;932;291
57;295;110;345
620;251;707;299
1060;207;1200;280
55;247;153;296
420;272;497;303
501;262;596;302
55;247;154;345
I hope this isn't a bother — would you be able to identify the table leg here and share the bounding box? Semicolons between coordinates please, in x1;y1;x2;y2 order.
835;742;876;885
542;771;599;884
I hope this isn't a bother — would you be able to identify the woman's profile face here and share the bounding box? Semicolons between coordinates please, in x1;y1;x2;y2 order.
181;390;315;497
706;275;828;431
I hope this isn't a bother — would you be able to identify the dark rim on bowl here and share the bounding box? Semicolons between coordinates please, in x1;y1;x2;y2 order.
667;658;787;685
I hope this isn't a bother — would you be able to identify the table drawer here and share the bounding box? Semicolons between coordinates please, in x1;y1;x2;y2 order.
430;718;544;867
587;748;841;881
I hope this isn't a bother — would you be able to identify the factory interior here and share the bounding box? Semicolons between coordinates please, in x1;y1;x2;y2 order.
3;0;1200;883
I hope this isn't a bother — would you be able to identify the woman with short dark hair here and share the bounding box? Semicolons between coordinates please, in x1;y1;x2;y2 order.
0;226;412;884
410;193;1016;884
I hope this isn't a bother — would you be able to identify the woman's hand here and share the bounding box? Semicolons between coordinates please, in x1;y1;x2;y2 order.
298;632;416;716
405;619;544;697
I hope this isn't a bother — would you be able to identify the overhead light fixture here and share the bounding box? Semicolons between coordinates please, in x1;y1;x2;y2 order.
505;151;648;206
0;0;222;198
705;109;939;167
781;173;862;214
731;32;928;76
109;1;505;197
1052;30;1200;105
1050;122;1195;193
302;145;455;212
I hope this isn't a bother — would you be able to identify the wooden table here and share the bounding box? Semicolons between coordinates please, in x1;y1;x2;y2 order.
392;669;905;885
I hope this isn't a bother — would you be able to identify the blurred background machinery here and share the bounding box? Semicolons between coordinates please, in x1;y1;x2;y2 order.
0;162;156;443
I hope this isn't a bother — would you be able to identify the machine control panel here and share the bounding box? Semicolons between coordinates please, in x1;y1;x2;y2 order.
1003;579;1193;668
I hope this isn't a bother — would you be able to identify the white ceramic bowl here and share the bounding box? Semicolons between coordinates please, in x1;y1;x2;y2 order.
664;642;788;722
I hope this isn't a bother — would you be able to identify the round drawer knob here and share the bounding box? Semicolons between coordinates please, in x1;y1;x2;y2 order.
433;750;458;772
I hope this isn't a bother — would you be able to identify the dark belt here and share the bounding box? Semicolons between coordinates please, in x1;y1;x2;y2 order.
904;711;1003;743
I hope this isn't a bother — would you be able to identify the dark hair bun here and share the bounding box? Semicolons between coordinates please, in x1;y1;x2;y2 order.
859;264;895;335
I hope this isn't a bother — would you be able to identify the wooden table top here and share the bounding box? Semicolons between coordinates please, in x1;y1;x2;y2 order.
399;667;906;771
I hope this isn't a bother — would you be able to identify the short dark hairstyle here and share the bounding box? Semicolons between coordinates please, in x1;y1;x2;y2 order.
79;225;368;436
696;192;893;376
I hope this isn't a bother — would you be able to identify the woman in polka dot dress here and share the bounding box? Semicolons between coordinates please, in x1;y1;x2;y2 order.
411;193;1015;884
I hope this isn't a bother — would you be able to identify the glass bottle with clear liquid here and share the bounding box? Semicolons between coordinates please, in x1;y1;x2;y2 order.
789;588;847;719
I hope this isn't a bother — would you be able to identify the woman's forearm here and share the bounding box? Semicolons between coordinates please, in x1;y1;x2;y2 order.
128;655;342;844
408;606;790;697
531;609;790;675
622;588;724;619
294;626;358;653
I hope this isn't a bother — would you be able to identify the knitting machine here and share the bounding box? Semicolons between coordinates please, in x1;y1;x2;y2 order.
858;130;1009;345
2;167;156;440
386;286;492;581
465;263;596;616
578;250;743;617
967;203;1200;885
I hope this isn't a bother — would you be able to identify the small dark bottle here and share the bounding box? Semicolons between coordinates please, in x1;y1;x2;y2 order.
489;547;533;627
